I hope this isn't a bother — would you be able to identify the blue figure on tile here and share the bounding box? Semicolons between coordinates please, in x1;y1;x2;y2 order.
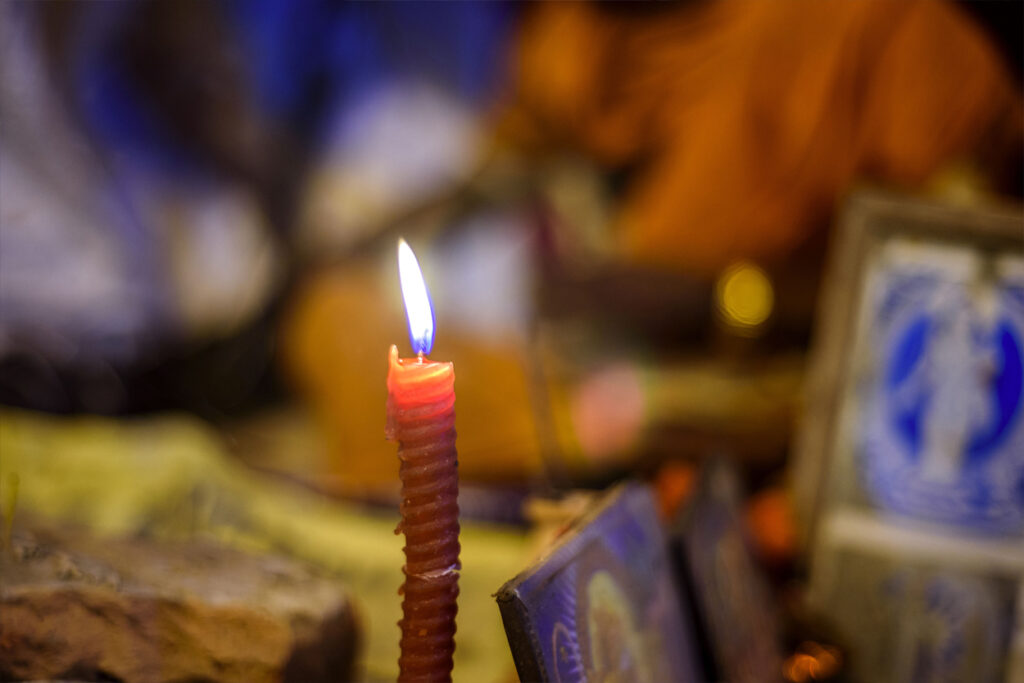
861;253;1024;536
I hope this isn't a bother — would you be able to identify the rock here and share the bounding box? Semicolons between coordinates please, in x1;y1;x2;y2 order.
0;408;531;682
0;522;359;683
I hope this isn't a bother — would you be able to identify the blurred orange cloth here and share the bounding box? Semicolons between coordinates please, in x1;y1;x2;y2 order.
503;0;1022;275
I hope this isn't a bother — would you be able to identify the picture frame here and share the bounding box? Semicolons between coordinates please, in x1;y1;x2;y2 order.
792;190;1024;544
792;190;1024;682
670;458;783;683
495;483;703;683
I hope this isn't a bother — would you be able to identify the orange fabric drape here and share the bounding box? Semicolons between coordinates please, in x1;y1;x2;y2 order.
503;0;1022;275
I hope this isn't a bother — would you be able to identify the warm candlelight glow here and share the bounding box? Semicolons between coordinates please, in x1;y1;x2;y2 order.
397;238;435;356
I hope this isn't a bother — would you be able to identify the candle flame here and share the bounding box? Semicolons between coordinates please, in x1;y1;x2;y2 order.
397;238;435;356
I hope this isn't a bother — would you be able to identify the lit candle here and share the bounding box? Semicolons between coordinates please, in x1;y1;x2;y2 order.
386;239;460;683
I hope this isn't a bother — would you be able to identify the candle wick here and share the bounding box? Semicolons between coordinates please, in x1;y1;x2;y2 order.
417;352;425;363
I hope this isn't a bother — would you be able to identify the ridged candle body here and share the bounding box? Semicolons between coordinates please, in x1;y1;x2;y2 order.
386;345;460;683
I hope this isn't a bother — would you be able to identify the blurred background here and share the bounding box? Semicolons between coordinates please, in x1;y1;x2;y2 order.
0;1;1021;682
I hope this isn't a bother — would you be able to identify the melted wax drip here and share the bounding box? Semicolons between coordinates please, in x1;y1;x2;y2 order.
387;357;460;683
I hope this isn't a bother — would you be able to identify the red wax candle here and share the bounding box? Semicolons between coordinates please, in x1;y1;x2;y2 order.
386;240;460;683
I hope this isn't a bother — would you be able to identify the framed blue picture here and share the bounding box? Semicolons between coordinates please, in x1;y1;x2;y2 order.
794;192;1024;540
495;483;703;683
795;192;1024;683
671;459;783;683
